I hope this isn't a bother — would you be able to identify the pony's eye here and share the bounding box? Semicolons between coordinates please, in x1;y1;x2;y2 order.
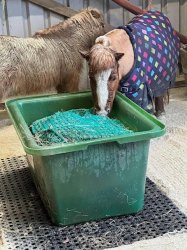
89;74;94;79
109;75;116;81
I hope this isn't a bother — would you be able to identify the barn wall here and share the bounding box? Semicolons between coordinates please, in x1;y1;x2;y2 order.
0;0;187;37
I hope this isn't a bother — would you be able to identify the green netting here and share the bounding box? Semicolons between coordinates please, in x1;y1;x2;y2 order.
30;109;133;146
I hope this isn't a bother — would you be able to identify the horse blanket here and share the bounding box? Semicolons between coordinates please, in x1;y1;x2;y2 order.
118;10;180;112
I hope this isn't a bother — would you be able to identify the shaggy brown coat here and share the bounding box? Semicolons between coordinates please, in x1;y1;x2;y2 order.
0;8;105;102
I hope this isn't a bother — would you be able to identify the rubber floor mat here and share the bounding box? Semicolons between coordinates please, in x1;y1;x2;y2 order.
0;156;187;250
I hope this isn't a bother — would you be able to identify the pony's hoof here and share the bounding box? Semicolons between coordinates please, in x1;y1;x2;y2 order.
155;110;165;117
155;111;166;124
0;103;5;110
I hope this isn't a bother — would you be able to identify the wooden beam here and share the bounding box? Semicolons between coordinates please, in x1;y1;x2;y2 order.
112;0;145;15
173;80;187;88
26;0;77;18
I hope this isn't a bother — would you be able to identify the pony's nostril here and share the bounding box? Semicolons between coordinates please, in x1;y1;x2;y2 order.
93;107;97;114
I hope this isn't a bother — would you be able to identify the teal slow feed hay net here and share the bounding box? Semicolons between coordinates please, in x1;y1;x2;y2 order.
30;109;133;146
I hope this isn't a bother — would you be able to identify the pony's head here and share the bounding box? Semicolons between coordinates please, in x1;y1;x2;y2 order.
81;36;124;116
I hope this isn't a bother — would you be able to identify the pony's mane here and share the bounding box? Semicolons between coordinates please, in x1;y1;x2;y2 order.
34;8;103;37
89;44;115;73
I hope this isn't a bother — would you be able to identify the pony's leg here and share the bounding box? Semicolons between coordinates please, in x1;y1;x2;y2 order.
0;103;5;110
56;73;80;93
154;96;165;117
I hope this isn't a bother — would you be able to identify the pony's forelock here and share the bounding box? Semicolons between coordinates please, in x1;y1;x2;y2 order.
89;44;115;73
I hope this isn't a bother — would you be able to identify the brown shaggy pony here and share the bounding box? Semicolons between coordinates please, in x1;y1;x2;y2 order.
0;8;105;103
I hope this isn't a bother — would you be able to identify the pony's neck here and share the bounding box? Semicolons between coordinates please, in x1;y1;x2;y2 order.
106;29;134;80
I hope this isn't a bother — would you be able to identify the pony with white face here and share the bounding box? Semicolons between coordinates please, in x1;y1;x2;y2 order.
81;30;127;116
81;10;180;117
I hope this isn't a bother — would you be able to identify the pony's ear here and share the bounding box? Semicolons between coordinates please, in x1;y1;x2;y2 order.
90;9;101;19
95;36;110;47
79;50;90;61
114;52;124;61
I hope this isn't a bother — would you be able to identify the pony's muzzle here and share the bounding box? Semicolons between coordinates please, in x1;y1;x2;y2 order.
94;107;109;116
97;110;108;116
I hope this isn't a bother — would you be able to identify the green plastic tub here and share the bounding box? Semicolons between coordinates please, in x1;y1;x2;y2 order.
6;91;165;226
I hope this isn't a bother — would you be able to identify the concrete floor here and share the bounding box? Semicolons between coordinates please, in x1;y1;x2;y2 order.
0;124;24;158
0;87;187;250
